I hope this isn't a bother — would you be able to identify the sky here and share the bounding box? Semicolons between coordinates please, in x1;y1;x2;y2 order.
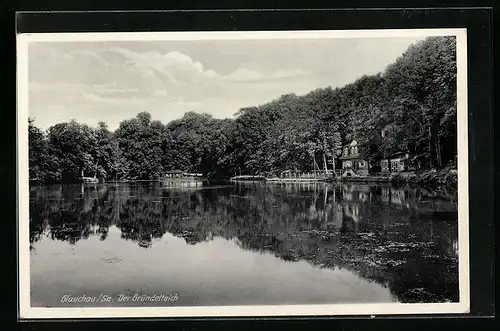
28;37;424;131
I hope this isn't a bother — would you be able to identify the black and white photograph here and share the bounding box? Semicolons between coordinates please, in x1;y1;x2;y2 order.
17;29;469;318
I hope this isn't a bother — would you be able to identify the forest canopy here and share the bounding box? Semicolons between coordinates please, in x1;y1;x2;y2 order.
28;36;457;182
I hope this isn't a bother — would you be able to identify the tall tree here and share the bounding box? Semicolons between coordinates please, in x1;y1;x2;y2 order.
384;36;457;169
46;120;96;182
115;112;165;180
28;118;60;182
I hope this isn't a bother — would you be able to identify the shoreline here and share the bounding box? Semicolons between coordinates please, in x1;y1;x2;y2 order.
29;169;457;192
326;169;458;192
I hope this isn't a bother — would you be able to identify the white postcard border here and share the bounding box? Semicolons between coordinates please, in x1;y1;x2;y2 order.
17;28;469;319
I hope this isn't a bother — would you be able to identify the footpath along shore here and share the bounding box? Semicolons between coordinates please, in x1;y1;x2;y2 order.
229;168;457;189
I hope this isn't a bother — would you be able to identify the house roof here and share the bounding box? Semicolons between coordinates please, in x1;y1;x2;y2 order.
380;154;411;163
281;169;302;173
340;154;362;160
343;139;358;148
388;153;409;160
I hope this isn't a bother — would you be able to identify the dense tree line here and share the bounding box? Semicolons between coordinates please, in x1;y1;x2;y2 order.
28;36;457;182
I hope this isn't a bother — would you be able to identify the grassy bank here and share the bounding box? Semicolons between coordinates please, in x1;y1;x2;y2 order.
391;169;458;191
329;168;458;192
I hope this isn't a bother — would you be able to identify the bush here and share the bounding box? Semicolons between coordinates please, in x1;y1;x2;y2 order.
407;174;418;183
444;171;458;190
390;173;406;184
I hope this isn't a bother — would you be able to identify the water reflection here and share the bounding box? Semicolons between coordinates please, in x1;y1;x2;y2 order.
29;181;459;305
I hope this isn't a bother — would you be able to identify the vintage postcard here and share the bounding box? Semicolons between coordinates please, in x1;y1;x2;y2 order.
17;28;469;319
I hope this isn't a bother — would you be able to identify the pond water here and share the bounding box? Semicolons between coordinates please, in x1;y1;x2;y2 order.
29;181;459;307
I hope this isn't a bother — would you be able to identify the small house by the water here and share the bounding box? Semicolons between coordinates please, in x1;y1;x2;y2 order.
162;170;205;182
380;153;415;173
339;140;369;177
183;172;204;178
163;170;184;178
79;169;99;184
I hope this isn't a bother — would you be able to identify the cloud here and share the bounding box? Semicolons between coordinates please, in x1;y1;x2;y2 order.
151;89;169;97
30;45;313;90
225;68;310;82
83;47;311;85
91;83;141;98
225;68;264;82
69;50;110;66
269;69;310;80
99;48;220;85
28;44;321;130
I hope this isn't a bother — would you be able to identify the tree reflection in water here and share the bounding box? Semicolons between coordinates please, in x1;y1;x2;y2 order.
29;181;459;303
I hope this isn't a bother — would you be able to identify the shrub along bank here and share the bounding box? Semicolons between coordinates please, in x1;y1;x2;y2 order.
331;168;458;193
